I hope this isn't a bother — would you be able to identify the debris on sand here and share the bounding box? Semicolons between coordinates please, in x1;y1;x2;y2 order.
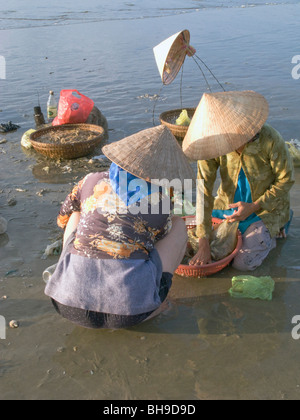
9;320;20;329
42;239;63;259
0;216;8;235
0;121;20;133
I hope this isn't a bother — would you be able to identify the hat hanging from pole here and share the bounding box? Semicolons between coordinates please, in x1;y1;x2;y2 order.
102;125;195;185
153;30;196;86
182;90;269;161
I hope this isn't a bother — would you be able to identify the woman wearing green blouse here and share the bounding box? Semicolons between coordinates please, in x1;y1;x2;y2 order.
183;90;295;271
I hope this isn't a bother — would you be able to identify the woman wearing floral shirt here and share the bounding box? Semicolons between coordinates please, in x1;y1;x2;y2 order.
45;125;195;329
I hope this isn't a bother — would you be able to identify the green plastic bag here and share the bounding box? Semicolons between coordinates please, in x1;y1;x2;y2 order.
229;275;275;301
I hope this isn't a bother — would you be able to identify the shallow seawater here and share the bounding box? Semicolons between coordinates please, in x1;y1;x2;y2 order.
0;0;300;400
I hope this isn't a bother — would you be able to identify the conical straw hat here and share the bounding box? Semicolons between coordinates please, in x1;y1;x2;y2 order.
153;30;196;86
182;90;269;160
102;125;195;185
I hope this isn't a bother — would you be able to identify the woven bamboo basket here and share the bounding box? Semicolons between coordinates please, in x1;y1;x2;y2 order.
29;123;105;159
159;108;195;140
176;216;243;278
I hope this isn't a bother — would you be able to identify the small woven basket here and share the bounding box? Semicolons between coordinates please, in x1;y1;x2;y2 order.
176;216;243;278
29;123;105;159
159;108;195;140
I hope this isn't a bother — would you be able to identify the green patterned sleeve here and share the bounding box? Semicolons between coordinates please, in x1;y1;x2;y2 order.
255;131;295;212
196;158;220;238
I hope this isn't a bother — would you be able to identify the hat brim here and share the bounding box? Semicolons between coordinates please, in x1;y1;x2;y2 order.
182;90;269;160
153;30;192;85
102;125;196;186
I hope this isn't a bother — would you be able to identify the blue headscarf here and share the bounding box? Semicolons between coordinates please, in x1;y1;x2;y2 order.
109;162;153;206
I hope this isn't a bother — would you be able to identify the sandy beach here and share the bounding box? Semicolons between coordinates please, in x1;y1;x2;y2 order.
0;1;300;400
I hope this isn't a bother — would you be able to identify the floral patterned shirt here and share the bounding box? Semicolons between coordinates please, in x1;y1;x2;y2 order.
57;172;172;260
197;124;295;239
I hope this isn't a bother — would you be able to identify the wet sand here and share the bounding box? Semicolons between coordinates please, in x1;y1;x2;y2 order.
1;125;300;401
1;2;300;400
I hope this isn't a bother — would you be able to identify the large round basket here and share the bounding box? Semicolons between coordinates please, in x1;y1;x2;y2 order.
176;216;243;278
29;123;105;159
159;108;195;140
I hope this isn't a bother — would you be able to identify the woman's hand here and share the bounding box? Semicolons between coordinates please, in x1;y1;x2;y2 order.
224;201;261;223
189;237;212;266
